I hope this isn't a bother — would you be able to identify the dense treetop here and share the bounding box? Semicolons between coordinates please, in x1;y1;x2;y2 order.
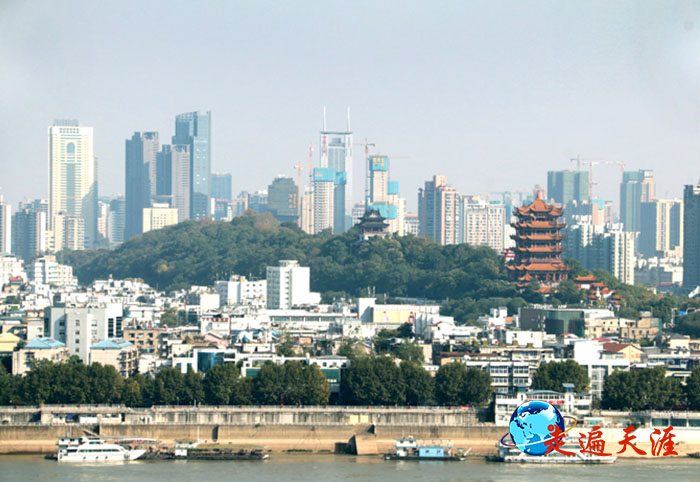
62;212;683;324
64;213;516;323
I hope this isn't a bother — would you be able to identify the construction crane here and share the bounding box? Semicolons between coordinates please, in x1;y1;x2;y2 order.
570;156;627;199
352;139;376;209
293;142;314;222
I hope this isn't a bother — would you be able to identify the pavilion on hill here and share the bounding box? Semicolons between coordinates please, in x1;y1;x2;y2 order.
507;192;570;286
357;209;389;240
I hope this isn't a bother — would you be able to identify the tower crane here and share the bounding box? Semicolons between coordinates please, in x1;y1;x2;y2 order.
570;156;627;199
352;139;376;209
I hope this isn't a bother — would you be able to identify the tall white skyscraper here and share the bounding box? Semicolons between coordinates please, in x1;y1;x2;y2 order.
320;108;352;233
312;168;335;234
0;196;10;254
48;120;97;249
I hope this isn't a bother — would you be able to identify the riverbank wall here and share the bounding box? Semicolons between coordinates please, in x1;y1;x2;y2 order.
3;406;700;457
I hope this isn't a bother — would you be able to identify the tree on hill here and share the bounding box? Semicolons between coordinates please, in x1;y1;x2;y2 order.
531;360;590;393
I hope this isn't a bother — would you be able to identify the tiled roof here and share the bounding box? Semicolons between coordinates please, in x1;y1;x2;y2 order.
26;337;66;349
91;338;134;350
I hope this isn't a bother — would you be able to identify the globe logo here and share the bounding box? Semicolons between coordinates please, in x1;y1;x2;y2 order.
499;400;577;456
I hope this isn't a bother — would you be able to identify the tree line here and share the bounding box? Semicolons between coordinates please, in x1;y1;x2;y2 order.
0;358;329;407
340;357;492;406
0;355;493;408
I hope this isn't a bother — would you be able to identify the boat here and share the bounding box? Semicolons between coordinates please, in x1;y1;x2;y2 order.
140;441;269;461
486;439;616;464
56;436;147;462
688;452;700;459
384;436;469;461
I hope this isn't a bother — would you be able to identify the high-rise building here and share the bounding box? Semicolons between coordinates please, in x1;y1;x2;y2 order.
300;186;314;234
96;199;110;246
369;156;389;204
266;260;320;309
564;199;614;228
683;183;700;291
418;175;459;245
156;145;172;197
124;132;159;240
108;196;125;247
267;176;298;223
367;156;405;235
312;168;335;234
0;196;10;254
48;119;97;249
233;191;249;217
142;204;179;233
249;190;268;214
53;213;84;251
404;214;419;236
547;170;589;205
460;197;506;252
320;110;352;234
11;205;46;261
565;218;636;285
639;199;683;258
169;144;191;222
211;173;232;202
620;170;655;232
173;111;211;220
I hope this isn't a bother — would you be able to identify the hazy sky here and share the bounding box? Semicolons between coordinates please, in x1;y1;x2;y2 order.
2;0;700;213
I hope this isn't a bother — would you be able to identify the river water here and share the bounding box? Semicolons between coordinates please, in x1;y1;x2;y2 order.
0;454;697;481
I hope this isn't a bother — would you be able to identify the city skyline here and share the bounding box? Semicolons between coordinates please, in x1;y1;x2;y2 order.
2;1;700;212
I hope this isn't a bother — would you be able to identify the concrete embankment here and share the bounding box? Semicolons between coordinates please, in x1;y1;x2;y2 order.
4;406;700;457
0;423;502;455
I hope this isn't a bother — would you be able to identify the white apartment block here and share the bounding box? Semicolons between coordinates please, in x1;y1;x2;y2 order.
266;260;321;309
27;255;77;286
0;254;26;286
142;204;179;233
460;199;506;252
215;276;267;306
44;304;125;361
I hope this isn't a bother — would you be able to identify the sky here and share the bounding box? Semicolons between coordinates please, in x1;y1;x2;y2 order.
2;0;700;213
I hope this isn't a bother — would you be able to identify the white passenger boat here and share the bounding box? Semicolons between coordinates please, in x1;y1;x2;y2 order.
56;436;146;462
487;440;616;464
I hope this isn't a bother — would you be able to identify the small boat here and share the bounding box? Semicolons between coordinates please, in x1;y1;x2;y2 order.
140;441;269;461
688;452;700;459
384;436;469;461
56;436;146;462
486;439;616;464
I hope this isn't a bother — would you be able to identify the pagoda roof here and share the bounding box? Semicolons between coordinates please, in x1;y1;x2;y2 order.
574;275;598;283
513;221;566;229
514;233;564;240
514;246;564;253
513;192;564;217
507;263;571;272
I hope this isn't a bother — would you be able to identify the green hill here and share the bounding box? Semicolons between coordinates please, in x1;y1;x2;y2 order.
63;212;525;322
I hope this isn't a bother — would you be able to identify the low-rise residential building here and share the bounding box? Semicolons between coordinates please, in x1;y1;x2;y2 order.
122;327;168;356
90;338;138;377
215;276;266;306
12;338;70;375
